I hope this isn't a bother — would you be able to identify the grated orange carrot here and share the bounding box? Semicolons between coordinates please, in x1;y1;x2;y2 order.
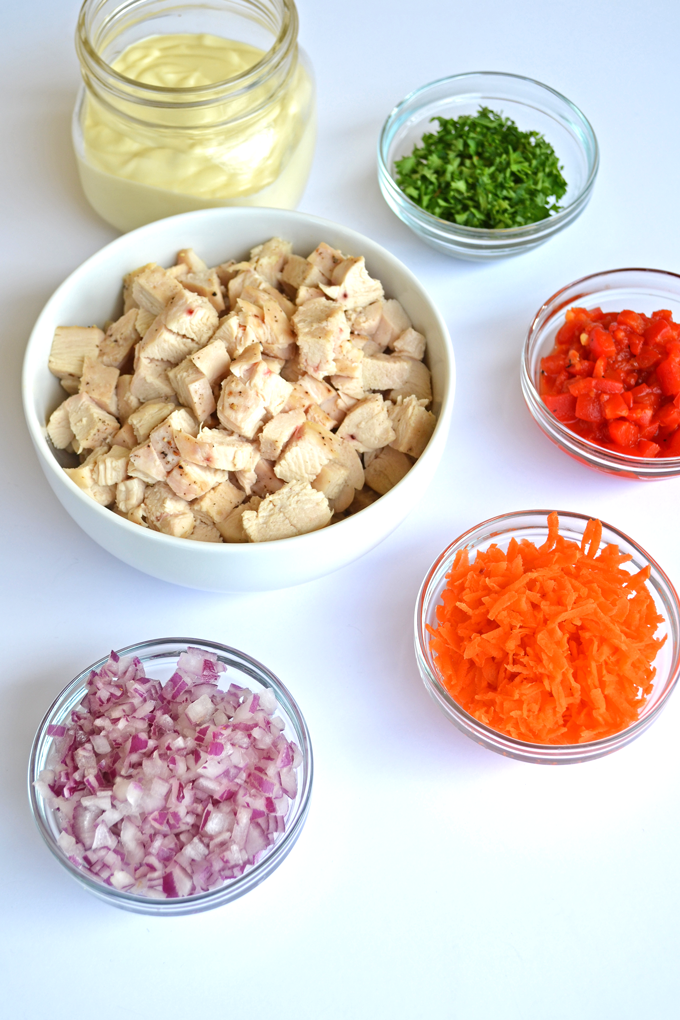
428;512;665;744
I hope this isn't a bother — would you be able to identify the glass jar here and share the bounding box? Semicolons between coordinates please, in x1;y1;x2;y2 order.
73;0;316;232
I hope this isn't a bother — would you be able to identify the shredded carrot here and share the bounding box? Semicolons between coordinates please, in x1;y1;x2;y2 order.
428;512;665;744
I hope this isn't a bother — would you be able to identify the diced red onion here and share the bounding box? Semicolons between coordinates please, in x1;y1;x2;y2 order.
38;648;301;899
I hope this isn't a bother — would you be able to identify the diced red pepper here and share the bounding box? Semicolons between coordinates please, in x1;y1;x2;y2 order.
539;305;680;458
575;393;605;423
608;418;640;447
657;356;680;396
543;393;577;421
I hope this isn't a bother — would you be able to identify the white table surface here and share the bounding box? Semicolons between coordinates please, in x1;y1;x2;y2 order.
3;1;680;1017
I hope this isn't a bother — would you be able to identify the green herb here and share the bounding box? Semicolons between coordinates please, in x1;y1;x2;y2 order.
394;106;568;230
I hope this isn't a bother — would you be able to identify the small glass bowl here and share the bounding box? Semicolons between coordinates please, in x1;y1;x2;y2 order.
415;510;680;765
378;71;598;260
28;638;313;915
522;268;680;480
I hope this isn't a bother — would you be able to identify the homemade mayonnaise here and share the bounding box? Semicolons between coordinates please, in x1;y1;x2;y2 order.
74;32;316;232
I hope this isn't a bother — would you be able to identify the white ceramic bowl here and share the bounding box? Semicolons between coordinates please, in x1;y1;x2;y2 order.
23;207;454;592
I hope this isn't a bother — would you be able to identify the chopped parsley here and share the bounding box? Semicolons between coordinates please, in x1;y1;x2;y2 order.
394;106;568;230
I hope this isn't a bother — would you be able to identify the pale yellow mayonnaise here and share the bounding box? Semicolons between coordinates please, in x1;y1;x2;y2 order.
75;33;316;232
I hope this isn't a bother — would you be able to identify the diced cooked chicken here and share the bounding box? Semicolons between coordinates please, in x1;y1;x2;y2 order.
116;375;141;421
319;257;384;310
215;496;262;542
45;234;436;544
305;403;337;430
364;446;412;495
46;398;76;450
259;409;306;461
216;374;268;439
144;481;194;538
163;288;219;343
99;310;141;369
275;421;336;484
175;428;259;472
192;480;245;523
292;299;349;380
129;353;176;402
189;338;231;385
335;394;396;452
333;339;364;379
187;510;224;542
115;477;146;514
389;359;433;404
166;460;229;501
311;459;350;501
135;308;156;336
79;356;119;417
110;421;137;449
128;441;169;484
349;301;383;337
128;401;175;443
59;375;80;395
64;453;115;506
92;444;130;486
168;358;215;422
280;253;329;297
66;393;120;453
251;458;285;498
136;316;201;365
242;481;331;542
131;264;185;316
229;341;262;379
327;433;365;491
248;237;293;288
389;395;437;457
49;326;104;380
295;285;326;305
361;353;413;393
183;268;226;313
373;299;412;348
391;326;426;360
307;242;346;279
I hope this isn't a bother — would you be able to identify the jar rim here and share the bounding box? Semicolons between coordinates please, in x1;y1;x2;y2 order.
75;0;299;106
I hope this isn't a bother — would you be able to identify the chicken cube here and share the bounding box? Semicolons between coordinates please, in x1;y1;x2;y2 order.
361;353;413;393
64;448;116;506
168;359;215;422
215;496;262;543
373;299;412;348
319;257;384;310
175;428;259;472
292;299;350;380
187;510;224;542
166;461;229;501
242;481;331;542
163;288;219;343
259;409;306;461
131;265;185;316
335;394;396;452
93;444;130;486
389;395;437;457
116;477;146;514
66;393;120;452
391;326;426;360
192;480;245;523
389;359;432;404
144;481;194;538
79;356;120;417
128;401;175;443
364;446;412;495
275;421;336;484
99;310;140;369
49;326;104;380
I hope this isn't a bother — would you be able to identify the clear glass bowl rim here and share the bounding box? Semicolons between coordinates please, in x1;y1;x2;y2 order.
378;69;599;240
28;637;313;914
415;509;680;762
521;266;680;476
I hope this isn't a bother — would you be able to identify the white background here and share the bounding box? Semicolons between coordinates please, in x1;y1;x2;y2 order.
3;1;680;1017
